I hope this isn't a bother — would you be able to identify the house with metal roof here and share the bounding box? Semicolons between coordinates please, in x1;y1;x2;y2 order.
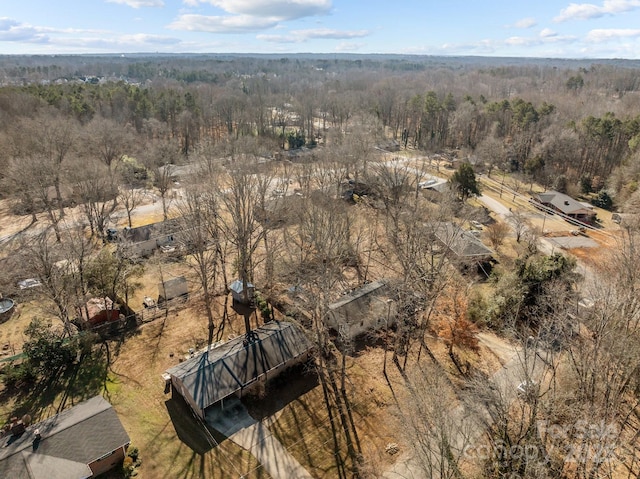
165;321;313;419
158;276;189;305
0;396;130;479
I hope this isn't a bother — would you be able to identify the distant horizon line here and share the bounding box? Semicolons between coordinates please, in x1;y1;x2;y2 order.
1;52;639;62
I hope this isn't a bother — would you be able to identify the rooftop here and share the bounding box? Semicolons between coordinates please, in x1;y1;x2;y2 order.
166;321;312;412
434;222;493;258
535;190;595;216
0;396;130;479
328;280;388;312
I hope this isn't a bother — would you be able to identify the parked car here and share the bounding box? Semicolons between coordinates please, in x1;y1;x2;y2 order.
18;278;42;290
418;179;437;189
470;220;483;230
143;296;156;308
105;228;119;242
516;379;539;400
160;244;176;253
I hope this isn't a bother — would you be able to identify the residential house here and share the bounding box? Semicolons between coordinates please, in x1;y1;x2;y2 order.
0;396;130;479
326;280;396;340
118;218;182;258
532;190;597;225
165;321;312;419
434;222;494;275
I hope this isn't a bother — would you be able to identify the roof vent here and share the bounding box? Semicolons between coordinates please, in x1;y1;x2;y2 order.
564;200;570;205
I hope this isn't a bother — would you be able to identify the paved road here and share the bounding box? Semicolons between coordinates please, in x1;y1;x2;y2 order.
383;332;548;479
478;194;511;218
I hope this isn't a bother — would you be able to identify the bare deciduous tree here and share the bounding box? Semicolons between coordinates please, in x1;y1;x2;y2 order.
485;221;510;249
118;185;144;229
177;184;223;346
71;160;119;239
84;117;132;171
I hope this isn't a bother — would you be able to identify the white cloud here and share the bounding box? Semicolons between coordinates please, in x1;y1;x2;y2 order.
171;0;333;34
119;33;181;44
554;0;640;22
43;33;185;53
0;18;51;43
335;41;364;52
0;16;186;52
182;0;332;21
514;17;537;28
586;28;640;41
257;34;301;43
258;28;369;44
438;39;498;55
168;14;279;33
290;28;369;39
0;18;20;30
540;28;558;37
505;36;535;46
106;0;165;7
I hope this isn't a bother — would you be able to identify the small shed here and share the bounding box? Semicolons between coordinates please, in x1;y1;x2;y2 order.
229;280;255;304
80;297;120;328
158;276;189;305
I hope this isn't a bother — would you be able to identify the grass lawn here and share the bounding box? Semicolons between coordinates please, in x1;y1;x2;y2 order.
263;349;403;478
0;295;270;479
104;299;272;479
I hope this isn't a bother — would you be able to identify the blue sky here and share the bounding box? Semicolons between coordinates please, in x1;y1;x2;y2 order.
3;0;640;57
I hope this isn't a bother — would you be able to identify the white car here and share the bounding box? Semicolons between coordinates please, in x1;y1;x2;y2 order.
418;179;437;189
18;278;42;290
470;220;483;230
516;380;539;400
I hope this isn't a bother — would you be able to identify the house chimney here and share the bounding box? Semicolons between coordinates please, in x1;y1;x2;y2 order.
564;200;570;205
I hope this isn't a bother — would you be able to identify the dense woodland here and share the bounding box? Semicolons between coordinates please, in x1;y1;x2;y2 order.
1;55;640;479
1;55;640;212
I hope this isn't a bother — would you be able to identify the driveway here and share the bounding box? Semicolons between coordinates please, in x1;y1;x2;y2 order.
206;397;313;479
546;235;599;249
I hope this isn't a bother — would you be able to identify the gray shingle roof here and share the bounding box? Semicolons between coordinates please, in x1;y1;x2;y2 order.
158;276;189;301
166;321;312;411
121;217;182;243
434;222;493;258
535;190;594;216
328;280;387;312
0;396;130;479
